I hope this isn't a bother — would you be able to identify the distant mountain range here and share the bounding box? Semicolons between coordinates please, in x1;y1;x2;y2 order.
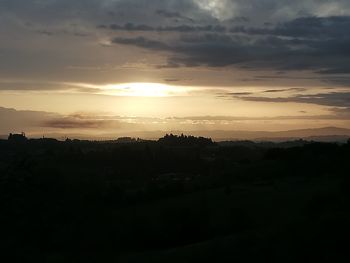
1;127;350;142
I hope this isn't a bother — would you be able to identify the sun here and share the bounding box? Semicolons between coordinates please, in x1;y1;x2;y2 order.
101;82;188;97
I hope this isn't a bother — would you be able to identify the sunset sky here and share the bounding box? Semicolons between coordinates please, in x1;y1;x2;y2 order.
1;0;350;139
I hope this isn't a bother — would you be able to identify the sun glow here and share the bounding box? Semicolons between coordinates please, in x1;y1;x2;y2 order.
101;83;189;97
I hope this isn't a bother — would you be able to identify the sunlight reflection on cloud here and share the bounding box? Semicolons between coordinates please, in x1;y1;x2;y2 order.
100;83;194;97
193;0;235;20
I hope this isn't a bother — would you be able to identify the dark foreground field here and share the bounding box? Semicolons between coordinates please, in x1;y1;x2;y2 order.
1;135;350;262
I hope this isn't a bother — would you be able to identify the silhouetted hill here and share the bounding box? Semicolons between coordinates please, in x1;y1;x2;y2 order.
1;135;350;262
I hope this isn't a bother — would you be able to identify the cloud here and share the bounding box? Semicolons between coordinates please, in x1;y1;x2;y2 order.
226;92;253;96
230;16;350;38
2;0;350;89
0;106;130;133
228;16;250;23
263;89;291;93
262;88;306;93
155;9;194;22
0;106;173;136
156;9;184;18
100;23;226;33
231;92;350;109
112;36;169;51
108;14;350;77
43;116;116;129
164;78;181;82
171;114;350;121
0;79;101;93
112;33;253;67
0;106;58;134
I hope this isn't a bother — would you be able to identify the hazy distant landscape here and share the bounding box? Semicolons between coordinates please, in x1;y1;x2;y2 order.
2;106;350;142
2;126;350;142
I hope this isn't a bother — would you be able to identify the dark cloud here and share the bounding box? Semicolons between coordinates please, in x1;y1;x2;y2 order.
112;37;169;51
100;23;154;31
35;28;90;37
111;33;285;67
100;23;226;32
229;16;350;38
155;9;194;22
263;89;290;93
262;88;306;93
43;117;115;129
108;15;350;77
156;9;183;18
113;33;257;67
216;88;309;99
231;92;350;109
164;78;180;82
225;92;253;96
228;17;250;23
36;30;54;36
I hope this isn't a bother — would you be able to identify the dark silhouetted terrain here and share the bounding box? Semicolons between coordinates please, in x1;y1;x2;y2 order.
2;126;350;142
1;134;350;262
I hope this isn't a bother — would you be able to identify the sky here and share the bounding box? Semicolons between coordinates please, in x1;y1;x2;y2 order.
1;0;350;139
